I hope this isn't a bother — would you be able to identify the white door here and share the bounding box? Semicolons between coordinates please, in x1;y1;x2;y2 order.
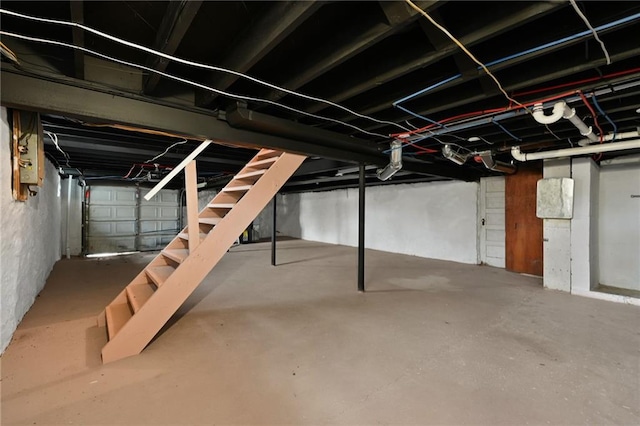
479;177;506;267
598;163;640;291
86;185;180;254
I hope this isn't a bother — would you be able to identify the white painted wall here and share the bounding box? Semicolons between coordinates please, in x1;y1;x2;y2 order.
598;161;640;290
542;159;572;292
1;107;62;353
265;181;479;264
571;158;599;292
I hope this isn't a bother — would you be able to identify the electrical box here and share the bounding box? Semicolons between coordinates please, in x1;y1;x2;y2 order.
17;113;43;184
12;110;44;201
536;177;574;219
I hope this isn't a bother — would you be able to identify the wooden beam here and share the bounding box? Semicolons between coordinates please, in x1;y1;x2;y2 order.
195;1;320;107
143;0;203;94
69;1;84;80
185;160;200;252
257;1;438;105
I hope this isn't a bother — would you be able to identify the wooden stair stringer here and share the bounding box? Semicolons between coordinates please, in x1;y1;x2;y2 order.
100;152;306;363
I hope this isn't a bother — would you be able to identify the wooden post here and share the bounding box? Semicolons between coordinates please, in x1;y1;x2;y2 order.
185;160;200;252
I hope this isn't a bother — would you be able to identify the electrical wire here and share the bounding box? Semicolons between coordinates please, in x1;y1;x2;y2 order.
569;0;611;65
144;139;188;163
404;0;527;111
0;30;393;139
0;41;19;64
0;8;409;133
44;130;71;167
590;92;617;140
491;118;521;141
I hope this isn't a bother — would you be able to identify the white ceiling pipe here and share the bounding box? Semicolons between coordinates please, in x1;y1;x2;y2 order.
578;130;640;146
532;102;565;124
533;101;599;143
511;139;640;162
562;105;599;143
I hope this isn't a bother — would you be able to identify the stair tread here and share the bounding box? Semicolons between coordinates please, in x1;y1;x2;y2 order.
256;149;280;157
249;157;278;167
199;217;222;225
161;248;189;264
234;169;267;180
178;232;208;241
222;185;252;192
208;203;235;209
126;283;155;313
146;265;176;286
106;303;132;340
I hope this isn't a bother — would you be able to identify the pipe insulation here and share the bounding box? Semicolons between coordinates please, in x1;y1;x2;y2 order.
511;139;640;161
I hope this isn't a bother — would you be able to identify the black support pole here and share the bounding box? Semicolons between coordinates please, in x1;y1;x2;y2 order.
358;164;365;292
271;194;277;266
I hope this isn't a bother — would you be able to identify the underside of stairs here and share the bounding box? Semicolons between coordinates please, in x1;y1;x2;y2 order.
97;149;306;363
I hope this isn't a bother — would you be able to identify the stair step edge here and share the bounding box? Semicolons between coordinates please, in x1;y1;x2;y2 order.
146;265;176;286
105;303;132;340
234;169;267;180
126;283;156;313
161;249;189;264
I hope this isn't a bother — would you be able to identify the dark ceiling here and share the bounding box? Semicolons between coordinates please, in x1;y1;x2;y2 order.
1;1;639;192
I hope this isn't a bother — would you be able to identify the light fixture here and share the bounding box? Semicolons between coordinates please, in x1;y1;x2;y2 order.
442;144;469;165
468;136;493;145
376;140;403;181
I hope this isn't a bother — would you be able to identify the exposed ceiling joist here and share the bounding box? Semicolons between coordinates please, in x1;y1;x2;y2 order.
143;0;203;94
304;1;563;115
69;1;84;80
195;1;320;107
257;0;439;105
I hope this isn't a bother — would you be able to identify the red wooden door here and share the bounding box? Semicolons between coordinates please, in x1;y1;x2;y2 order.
505;163;543;276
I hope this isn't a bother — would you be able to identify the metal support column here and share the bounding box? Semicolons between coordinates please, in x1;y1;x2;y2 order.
271;194;277;266
358;164;365;292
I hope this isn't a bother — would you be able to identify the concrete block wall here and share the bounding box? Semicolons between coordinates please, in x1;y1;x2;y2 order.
1;107;62;353
258;180;480;264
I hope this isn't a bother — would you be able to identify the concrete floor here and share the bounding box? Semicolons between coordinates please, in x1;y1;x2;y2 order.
1;239;639;425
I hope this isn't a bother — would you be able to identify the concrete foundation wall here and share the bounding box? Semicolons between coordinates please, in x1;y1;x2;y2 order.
1;107;62;353
265;181;479;264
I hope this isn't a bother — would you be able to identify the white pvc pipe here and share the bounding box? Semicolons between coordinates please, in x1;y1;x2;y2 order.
562;106;598;143
511;139;640;161
66;176;72;259
579;130;639;146
144;140;211;201
532;101;600;143
532;102;565;124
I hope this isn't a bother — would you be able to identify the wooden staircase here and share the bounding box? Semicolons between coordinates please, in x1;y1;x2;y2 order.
98;149;306;363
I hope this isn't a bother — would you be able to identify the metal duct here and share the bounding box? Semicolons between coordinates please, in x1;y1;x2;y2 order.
377;140;403;181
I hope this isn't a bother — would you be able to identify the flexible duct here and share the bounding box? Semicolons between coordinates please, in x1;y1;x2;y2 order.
511;139;640;161
377;140;403;181
477;151;516;174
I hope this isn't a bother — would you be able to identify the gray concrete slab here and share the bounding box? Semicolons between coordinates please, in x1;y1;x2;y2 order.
1;239;638;425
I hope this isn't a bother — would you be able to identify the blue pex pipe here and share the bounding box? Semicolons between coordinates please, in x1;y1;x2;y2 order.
394;12;640;107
